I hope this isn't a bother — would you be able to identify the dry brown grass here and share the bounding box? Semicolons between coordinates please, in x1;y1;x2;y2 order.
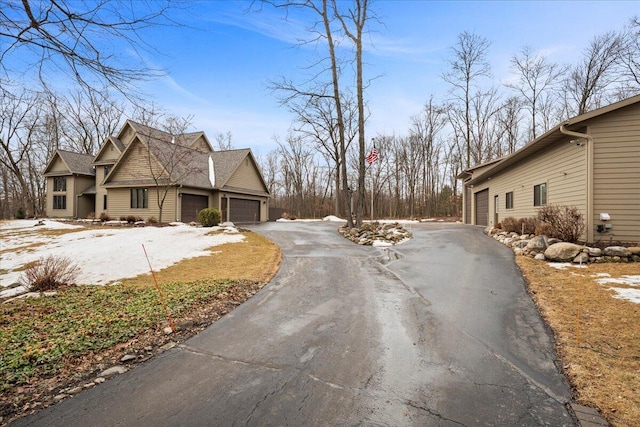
517;257;640;427
121;230;282;286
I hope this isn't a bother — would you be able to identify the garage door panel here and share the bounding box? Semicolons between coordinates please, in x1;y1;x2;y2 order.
230;198;260;223
475;189;489;226
181;194;208;223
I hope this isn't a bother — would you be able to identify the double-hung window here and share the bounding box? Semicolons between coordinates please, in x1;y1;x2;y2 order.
53;195;66;210
506;191;514;209
534;183;547;206
53;177;66;192
130;188;148;209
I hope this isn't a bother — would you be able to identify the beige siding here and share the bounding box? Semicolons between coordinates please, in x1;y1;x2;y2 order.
225;158;266;192
95;165;108;217
120;124;135;146
94;143;121;163
472;139;588;229
46;176;94;218
46;176;73;218
106;187;178;222
110;140;166;182
589;103;640;242
49;156;69;173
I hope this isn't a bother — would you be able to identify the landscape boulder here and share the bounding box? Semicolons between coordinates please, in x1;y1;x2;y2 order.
604;246;631;257
544;242;583;262
587;247;602;257
526;235;547;251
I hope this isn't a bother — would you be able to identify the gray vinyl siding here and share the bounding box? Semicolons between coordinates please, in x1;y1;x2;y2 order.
472;139;587;229
225;158;266;192
107;187;178;222
589;103;640;242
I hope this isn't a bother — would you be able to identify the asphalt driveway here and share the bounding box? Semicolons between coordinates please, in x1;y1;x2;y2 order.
13;222;575;426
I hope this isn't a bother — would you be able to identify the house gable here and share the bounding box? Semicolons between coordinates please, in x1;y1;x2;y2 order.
43;153;71;175
187;132;214;153
105;138;169;186
93;137;124;165
224;152;269;194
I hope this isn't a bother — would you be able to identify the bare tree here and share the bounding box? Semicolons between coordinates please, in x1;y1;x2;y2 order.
495;96;524;156
442;31;492;169
0;0;181;98
263;0;369;227
563;31;626;116
619;17;640;93
506;46;566;139
0;86;42;217
333;0;372;227
214;131;234;151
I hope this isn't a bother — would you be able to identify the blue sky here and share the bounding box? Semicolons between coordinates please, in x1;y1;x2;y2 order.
136;0;637;155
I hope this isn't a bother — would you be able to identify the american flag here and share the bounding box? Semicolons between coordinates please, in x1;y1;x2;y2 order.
366;147;379;165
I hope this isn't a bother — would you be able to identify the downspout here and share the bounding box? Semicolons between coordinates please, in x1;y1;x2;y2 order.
176;184;182;222
559;122;593;242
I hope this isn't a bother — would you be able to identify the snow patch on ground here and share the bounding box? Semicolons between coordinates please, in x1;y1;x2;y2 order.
595;275;640;287
323;215;345;222
1;220;245;298
548;262;588;270
608;288;640;304
594;275;640;305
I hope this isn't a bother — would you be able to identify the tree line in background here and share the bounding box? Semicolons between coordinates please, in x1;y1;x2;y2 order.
263;12;639;221
0;1;638;223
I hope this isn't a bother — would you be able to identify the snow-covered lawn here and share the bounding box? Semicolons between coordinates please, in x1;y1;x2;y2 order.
0;219;244;298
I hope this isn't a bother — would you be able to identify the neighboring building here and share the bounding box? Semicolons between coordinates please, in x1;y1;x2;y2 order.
43;120;270;223
458;94;640;243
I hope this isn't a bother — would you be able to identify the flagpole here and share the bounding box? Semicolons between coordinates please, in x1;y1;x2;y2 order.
370;138;375;221
371;161;374;221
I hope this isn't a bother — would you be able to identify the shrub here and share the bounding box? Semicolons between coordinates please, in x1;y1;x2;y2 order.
20;255;79;292
198;208;221;227
16;207;26;219
87;212;96;219
534;222;555;237
537;204;585;243
501;217;521;233
119;216;128;221
146;216;158;225
99;212;111;222
521;217;540;235
126;215;137;223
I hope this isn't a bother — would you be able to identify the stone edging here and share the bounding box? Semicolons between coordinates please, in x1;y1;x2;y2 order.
485;227;640;263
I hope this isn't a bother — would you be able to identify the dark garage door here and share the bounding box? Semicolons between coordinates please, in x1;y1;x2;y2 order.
181;194;208;223
475;189;489;226
229;198;260;223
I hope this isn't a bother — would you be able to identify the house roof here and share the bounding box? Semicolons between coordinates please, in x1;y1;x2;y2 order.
43;149;95;176
105;123;269;194
464;94;640;186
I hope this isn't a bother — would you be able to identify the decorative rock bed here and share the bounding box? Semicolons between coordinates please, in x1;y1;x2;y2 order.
339;222;412;246
486;227;640;263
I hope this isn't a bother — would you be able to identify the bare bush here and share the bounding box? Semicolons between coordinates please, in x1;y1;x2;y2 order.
521;217;540;234
20;255;79;291
537;205;585;243
501;217;521;233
